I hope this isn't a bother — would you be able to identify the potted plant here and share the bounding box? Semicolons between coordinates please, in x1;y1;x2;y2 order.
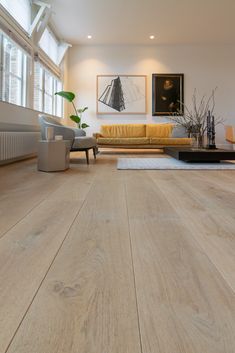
55;91;89;129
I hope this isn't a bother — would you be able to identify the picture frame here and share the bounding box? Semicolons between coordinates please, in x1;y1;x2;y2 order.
152;73;184;116
97;75;147;115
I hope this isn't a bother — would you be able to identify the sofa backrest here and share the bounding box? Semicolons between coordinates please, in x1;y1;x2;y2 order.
101;124;146;138
100;123;175;138
146;124;174;138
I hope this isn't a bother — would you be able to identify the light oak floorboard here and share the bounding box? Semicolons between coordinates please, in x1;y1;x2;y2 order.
0;167;96;353
0;159;68;238
149;170;235;292
6;170;141;353
125;171;235;353
1;151;235;353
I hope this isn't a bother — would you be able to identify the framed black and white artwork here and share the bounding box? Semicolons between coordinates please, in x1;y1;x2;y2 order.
97;75;147;114
152;73;184;116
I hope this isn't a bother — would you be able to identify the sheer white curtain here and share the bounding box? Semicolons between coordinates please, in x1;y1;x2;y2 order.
39;28;59;64
0;0;31;33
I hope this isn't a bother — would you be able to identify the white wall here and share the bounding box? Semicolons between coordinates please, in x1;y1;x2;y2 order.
68;44;235;146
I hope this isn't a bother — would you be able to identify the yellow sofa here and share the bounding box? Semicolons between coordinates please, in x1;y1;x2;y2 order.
93;124;192;148
225;125;235;144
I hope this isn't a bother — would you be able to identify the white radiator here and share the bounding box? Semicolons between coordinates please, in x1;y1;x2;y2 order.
0;132;40;162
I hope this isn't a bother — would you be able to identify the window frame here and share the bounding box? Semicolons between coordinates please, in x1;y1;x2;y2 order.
0;30;30;108
0;1;68;117
0;0;31;35
38;26;60;65
34;61;63;117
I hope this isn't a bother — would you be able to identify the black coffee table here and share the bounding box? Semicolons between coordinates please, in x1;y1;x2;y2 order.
164;147;235;163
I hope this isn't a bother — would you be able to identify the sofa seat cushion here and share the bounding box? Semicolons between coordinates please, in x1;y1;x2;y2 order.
150;137;192;145
98;137;150;145
72;136;97;149
146;123;174;138
101;124;146;138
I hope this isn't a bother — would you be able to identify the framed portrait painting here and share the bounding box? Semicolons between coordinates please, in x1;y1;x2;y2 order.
97;75;147;114
152;73;184;116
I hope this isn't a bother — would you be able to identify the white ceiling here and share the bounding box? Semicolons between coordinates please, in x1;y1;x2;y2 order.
47;0;235;45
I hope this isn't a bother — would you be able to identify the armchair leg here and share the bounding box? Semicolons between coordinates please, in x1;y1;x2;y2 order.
85;149;89;164
93;147;96;159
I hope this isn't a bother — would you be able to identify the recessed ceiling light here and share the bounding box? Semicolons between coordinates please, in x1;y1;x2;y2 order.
149;35;155;40
87;35;92;39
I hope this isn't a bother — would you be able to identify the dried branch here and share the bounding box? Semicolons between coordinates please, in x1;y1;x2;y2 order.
169;88;222;136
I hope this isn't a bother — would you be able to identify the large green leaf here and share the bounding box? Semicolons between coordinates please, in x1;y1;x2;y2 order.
81;123;89;129
70;115;81;124
55;91;75;102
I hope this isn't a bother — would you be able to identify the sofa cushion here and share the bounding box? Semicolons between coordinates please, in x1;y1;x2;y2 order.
97;137;150;145
146;124;174;138
150;137;192;145
101;124;146;138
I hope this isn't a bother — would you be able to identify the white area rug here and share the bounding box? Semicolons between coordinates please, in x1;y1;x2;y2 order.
117;158;235;170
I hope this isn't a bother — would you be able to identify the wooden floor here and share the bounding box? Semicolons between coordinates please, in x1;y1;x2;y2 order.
0;149;235;353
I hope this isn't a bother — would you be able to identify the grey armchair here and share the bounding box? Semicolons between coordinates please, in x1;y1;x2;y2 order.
38;115;98;164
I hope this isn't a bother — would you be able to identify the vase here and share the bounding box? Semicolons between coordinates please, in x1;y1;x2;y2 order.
194;133;205;149
45;127;54;141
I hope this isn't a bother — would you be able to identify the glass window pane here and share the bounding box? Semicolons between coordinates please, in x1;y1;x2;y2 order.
2;72;10;101
39;28;58;64
34;63;43;90
33;61;63;117
44;70;53;95
2;73;22;105
10;47;23;77
3;37;11;71
0;30;28;107
0;0;31;33
34;88;43;112
9;75;22;105
44;93;53;114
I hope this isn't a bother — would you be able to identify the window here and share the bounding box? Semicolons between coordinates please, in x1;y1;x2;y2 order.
0;0;31;33
0;31;29;107
39;28;59;64
0;2;67;114
34;62;63;117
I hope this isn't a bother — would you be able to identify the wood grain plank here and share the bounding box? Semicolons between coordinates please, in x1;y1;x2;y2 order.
197;171;235;193
125;171;235;353
180;171;235;215
149;170;235;292
6;170;141;353
0;169;96;353
0;159;69;238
